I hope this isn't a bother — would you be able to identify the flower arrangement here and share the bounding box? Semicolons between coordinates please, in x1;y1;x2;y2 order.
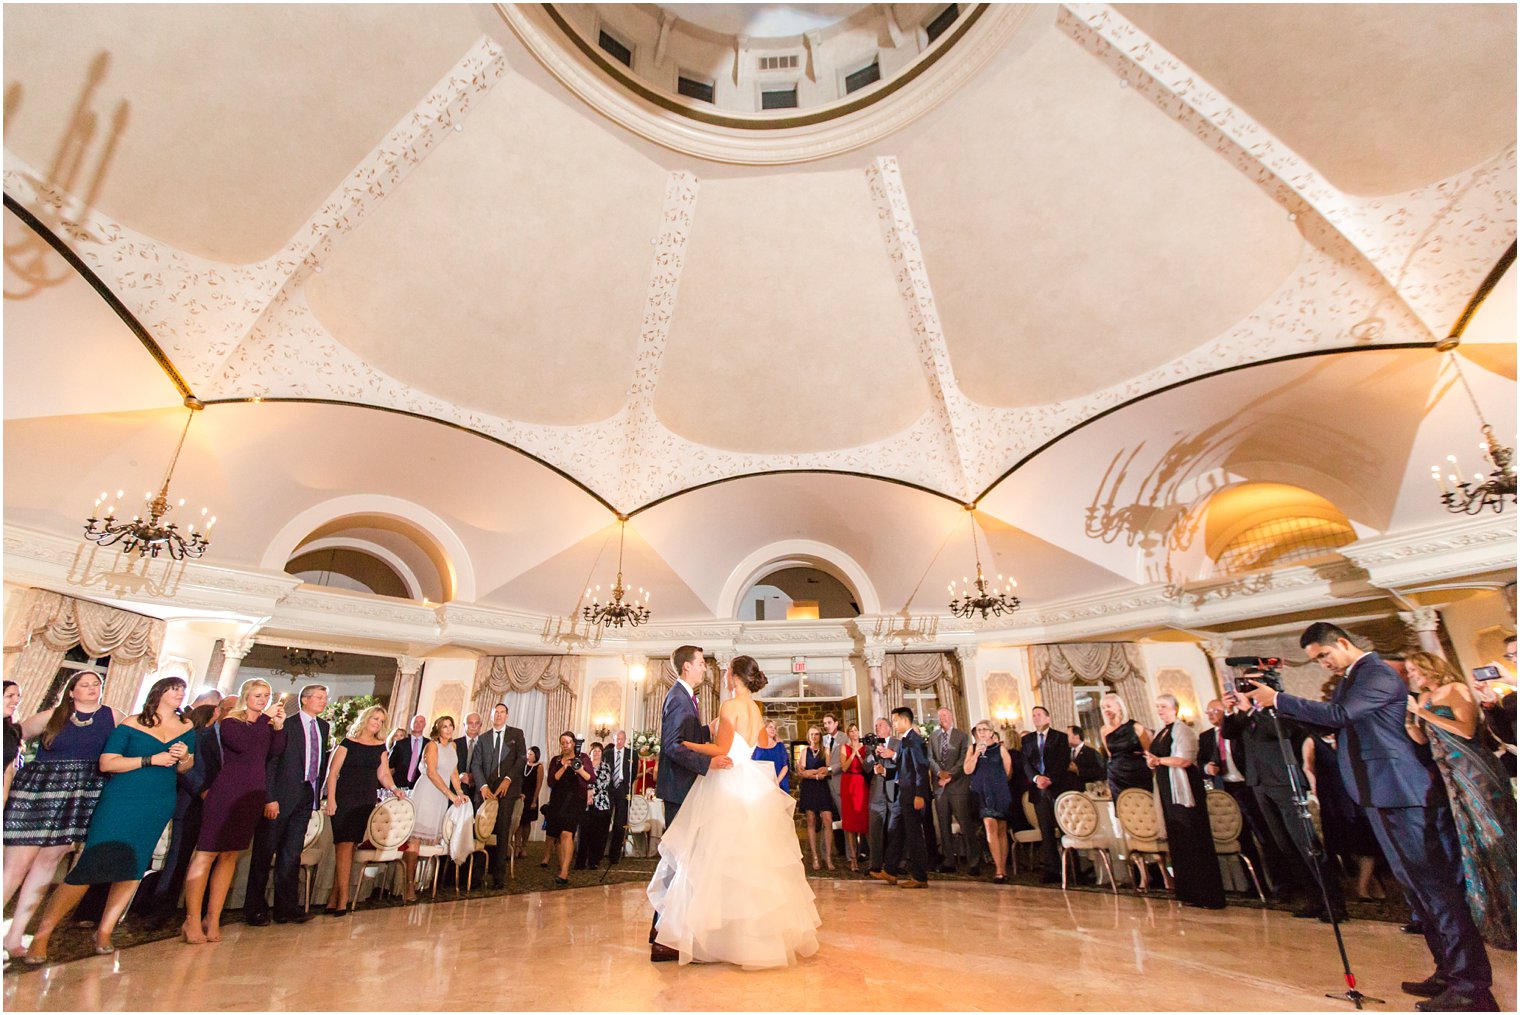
320;694;379;752
630;728;661;757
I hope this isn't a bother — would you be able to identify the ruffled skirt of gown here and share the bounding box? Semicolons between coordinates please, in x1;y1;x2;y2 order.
647;734;820;969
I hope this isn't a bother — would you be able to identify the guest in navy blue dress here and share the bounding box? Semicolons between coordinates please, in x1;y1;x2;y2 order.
798;726;835;871
964;720;1014;883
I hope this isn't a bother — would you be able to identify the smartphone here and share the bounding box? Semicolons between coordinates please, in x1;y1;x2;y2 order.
1222;675;1237;695
1473;665;1505;682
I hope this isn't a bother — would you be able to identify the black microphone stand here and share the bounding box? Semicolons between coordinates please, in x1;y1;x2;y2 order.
1255;687;1383;1010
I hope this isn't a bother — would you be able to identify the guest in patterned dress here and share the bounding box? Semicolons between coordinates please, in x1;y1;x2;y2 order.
3;681;20;803
575;743;614;869
1406;652;1517;950
179;677;287;943
23;676;195;963
2;671;122;961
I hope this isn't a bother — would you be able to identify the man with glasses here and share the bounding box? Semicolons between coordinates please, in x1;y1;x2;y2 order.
1242;622;1493;1013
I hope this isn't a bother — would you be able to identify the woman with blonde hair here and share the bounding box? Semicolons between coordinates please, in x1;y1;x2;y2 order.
1405;651;1516;949
180;677;286;943
1100;691;1151;799
797;725;834;871
322;704;408;913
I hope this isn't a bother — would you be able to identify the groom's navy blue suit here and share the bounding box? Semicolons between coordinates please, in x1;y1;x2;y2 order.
656;679;713;830
1273;651;1491;996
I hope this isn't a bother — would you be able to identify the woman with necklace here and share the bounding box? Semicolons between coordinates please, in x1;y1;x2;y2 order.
2;670;123;961
25;675;195;963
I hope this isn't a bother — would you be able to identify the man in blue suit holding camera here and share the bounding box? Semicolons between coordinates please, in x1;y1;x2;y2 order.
1243;622;1494;1012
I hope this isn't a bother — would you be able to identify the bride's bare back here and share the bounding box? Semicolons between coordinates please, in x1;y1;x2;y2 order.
718;696;763;749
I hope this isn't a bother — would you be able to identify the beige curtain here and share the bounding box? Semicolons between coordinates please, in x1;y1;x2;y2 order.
1031;643;1150;731
641;656;719;740
7;590;165;712
883;653;962;722
471;655;583;743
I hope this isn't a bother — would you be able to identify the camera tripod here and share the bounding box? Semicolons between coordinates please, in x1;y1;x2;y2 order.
1261;700;1384;1010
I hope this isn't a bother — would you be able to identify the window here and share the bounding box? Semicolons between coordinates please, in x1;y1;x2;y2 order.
761;86;798;109
844;59;881;94
758;54;800;71
925;4;959;43
677;74;715;103
597;29;633;68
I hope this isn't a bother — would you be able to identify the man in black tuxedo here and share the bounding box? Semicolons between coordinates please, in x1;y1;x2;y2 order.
245;684;331;926
470;702;526;889
881;707;930;888
454;712;484;804
1021;707;1072;883
388;713;429;790
604;730;634;865
1223;685;1345;920
1065;726;1106;785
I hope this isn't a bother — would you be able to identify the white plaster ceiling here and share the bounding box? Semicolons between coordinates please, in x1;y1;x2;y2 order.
2;3;1515;623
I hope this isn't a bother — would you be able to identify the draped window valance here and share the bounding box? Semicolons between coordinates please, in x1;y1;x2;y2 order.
1030;642;1151;733
882;652;964;722
6;589;165;713
472;655;584;743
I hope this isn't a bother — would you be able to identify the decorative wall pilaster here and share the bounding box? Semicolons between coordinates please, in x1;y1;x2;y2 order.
216;631;258;693
391;655;425;720
1401;607;1446;659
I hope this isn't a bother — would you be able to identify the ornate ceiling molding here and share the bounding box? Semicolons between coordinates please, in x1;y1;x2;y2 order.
1056;4;1516;340
495;3;1038;166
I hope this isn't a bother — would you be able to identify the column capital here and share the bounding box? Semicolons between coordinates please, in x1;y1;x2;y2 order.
713;649;735;672
396;655;425;678
1401;606;1442;633
953;644;978;666
1201;635;1232;659
223;631;259;660
863;646;886;668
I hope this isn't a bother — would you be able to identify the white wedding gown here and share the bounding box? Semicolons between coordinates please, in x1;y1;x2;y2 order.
647;731;821;969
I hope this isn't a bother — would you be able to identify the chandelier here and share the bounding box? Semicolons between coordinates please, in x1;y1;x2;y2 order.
1431;352;1516;515
582;519;651;629
279;647;335;682
84;401;215;559
947;506;1020;620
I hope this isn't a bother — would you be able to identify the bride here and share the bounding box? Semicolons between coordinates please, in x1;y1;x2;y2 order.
647;656;820;969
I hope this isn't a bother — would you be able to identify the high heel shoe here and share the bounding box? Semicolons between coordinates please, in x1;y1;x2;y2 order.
811;857;820;871
92;939;115;956
202;921;221;943
180;921;206;945
825;859;836;872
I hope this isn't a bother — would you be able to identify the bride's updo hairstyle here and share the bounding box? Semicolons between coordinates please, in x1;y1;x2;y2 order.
731;655;767;693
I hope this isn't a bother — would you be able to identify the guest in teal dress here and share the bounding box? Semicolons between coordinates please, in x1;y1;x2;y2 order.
1407;652;1517;951
23;676;195;964
751;718;790;792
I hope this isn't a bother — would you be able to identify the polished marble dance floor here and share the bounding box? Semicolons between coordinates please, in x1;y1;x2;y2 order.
5;881;1515;1012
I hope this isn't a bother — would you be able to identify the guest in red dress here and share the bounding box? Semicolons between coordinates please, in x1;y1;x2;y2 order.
180;678;286;943
840;723;870;873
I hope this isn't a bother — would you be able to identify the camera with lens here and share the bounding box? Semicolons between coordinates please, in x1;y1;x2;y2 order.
860;733;885;751
571;757;583;771
1225;656;1284;694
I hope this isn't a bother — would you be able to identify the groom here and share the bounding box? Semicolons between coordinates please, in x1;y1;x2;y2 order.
650;644;733;962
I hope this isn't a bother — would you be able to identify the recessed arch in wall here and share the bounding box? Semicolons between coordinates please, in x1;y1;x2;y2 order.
261;494;477;603
717;539;881;619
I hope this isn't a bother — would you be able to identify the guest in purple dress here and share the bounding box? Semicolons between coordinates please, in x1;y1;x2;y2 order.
179;678;286;943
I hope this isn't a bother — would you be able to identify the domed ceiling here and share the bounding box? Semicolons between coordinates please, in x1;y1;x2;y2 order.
3;3;1515;630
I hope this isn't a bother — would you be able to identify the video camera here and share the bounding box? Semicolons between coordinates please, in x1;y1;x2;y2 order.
860;733;886;751
1224;656;1284;695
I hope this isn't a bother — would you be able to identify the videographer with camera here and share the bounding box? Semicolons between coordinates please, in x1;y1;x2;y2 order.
544;731;593;886
1241;622;1495;1013
880;707;931;888
864;717;899;880
1222;670;1345;923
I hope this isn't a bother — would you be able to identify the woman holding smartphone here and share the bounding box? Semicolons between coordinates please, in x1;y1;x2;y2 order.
964;720;1014;883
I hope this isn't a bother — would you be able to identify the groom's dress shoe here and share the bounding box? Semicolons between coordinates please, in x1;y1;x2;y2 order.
650;943;679;963
869;871;898;885
898;878;927;889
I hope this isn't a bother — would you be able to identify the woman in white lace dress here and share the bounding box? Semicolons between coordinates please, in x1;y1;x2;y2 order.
405;716;468;893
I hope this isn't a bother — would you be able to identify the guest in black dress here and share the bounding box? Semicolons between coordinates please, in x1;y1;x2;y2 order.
1101;692;1152;799
797;726;836;871
514;746;542;860
321;704;407;913
2;681;20;804
1303;732;1386;901
1146;694;1225;909
544;732;592;886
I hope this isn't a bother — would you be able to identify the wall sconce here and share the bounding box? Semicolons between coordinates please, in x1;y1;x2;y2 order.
628;662;646;683
992;705;1019;732
593;714;614;739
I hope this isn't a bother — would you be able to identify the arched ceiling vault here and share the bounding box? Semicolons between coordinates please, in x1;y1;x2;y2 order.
3;3;1514;624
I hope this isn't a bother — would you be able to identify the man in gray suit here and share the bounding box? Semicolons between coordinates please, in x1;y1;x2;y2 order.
930;706;979;874
470;701;526;889
821;713;848;859
866;716;900;878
